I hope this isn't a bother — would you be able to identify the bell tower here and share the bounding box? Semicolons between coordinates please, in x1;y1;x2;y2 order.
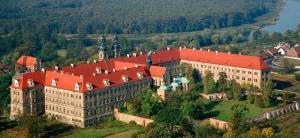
112;34;120;58
98;34;108;61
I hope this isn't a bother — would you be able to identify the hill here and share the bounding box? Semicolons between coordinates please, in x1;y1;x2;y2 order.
0;0;278;34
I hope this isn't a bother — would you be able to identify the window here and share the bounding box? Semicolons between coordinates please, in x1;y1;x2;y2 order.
86;83;93;90
254;72;258;75
248;71;251;74
122;76;129;82
27;79;35;87
14;79;19;87
137;72;144;79
242;77;245;80
242;71;246;74
236;70;240;73
254;79;258;82
103;79;110;86
51;79;57;86
248;78;251;81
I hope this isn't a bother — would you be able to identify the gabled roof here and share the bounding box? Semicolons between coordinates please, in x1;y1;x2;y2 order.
16;56;38;67
13;48;270;92
179;48;270;70
149;66;166;78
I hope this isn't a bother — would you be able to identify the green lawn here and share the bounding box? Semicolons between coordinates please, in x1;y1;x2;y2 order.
64;127;141;138
204;100;279;121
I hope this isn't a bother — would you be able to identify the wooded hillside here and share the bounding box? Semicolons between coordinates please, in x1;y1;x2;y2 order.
0;0;278;34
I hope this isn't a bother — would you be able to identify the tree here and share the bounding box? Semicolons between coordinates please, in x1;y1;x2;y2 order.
247;127;262;138
203;71;218;94
281;58;295;73
154;107;186;137
261;127;274;138
217;72;227;92
180;99;205;120
230;104;249;136
294;73;300;81
230;80;241;100
17;115;47;138
180;63;194;83
262;77;273;107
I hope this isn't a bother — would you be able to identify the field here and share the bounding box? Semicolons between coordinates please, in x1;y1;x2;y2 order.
204;100;279;121
64;127;142;138
0;118;143;138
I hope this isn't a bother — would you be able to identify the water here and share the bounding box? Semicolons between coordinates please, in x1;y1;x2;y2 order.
263;0;300;32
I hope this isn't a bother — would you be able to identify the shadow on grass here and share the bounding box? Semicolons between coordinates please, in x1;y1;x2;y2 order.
0;119;17;131
273;80;293;90
205;110;221;118
43;123;74;138
204;100;221;111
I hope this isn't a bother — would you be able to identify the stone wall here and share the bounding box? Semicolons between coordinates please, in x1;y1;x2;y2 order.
200;93;226;100
209;118;230;130
249;101;299;122
113;109;153;127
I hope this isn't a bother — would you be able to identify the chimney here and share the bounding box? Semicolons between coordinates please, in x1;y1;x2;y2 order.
93;60;97;63
87;60;90;64
105;70;109;75
140;52;143;55
71;73;74;76
113;68;116;72
93;73;96;76
71;63;74;67
239;52;242;55
184;46;187;49
124;67;128;70
41;68;45;73
216;51;218;55
80;75;84;79
208;49;210;52
133;53;137;57
55;66;59;70
127;54;130;58
228;51;231;55
167;47;170;51
200;48;203;51
180;47;182;51
193;48;196;51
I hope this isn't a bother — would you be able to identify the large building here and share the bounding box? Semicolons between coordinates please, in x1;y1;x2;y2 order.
10;37;271;127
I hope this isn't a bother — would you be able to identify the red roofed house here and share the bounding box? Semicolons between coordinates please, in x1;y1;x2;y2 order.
16;56;41;73
10;35;271;127
287;44;300;58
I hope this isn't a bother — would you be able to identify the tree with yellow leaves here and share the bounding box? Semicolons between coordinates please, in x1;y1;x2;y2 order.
261;127;274;138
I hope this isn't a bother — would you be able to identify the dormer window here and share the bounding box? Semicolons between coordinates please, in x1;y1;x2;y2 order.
27;79;35;87
86;83;93;90
14;79;19;87
103;79;110;86
75;83;80;91
96;67;102;74
51;79;57;86
122;76;129;82
137;72;144;80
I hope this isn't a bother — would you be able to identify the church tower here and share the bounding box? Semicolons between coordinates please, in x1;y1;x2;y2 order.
112;34;120;58
98;35;108;61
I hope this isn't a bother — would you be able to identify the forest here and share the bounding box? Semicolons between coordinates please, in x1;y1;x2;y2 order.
0;0;278;34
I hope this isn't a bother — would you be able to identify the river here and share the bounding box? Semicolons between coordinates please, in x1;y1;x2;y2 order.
263;0;300;32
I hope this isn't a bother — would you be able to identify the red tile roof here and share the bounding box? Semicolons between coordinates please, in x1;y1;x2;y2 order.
149;66;166;78
12;48;270;92
16;56;38;67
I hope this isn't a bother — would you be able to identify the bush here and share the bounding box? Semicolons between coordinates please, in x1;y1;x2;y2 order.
128;121;137;126
294;73;300;81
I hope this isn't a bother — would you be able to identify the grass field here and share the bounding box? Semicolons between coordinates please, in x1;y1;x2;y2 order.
204;100;279;121
64;127;142;138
